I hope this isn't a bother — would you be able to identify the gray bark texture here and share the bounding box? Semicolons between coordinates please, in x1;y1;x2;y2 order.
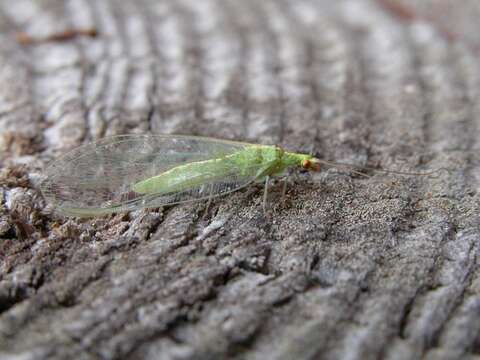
1;0;480;359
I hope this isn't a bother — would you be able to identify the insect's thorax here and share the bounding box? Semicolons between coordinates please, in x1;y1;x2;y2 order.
228;145;278;164
229;145;312;177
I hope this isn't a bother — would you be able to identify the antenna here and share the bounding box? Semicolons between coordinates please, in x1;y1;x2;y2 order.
313;158;450;178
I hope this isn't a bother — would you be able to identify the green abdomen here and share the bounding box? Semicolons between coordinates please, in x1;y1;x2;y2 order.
132;145;281;195
132;158;234;194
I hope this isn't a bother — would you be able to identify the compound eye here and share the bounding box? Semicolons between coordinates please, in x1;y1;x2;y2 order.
301;159;310;169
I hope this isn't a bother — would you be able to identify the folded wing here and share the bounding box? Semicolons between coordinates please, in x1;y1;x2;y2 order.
41;135;264;217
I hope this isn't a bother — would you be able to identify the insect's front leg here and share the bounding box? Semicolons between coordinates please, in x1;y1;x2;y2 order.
276;167;298;203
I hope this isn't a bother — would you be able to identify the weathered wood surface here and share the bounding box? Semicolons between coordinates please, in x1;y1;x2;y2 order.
1;0;480;359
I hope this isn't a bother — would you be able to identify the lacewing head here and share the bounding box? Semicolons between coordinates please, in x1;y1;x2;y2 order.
301;158;322;172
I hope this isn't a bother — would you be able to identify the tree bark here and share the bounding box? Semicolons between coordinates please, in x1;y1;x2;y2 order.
1;0;480;359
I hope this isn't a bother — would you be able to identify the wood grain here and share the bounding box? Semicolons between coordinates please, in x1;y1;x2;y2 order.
1;0;480;359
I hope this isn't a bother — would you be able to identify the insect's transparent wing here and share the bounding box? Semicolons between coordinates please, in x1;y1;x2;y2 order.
41;135;264;217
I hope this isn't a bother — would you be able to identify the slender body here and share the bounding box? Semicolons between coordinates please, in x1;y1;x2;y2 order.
132;145;318;195
41;135;321;217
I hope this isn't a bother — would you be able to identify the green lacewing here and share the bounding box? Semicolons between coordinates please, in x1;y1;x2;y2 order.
40;134;442;217
41;135;322;217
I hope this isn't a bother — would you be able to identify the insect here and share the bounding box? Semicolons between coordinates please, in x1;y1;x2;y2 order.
40;134;440;217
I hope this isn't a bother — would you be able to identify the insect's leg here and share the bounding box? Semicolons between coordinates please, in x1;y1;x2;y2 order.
254;161;277;215
263;176;270;214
